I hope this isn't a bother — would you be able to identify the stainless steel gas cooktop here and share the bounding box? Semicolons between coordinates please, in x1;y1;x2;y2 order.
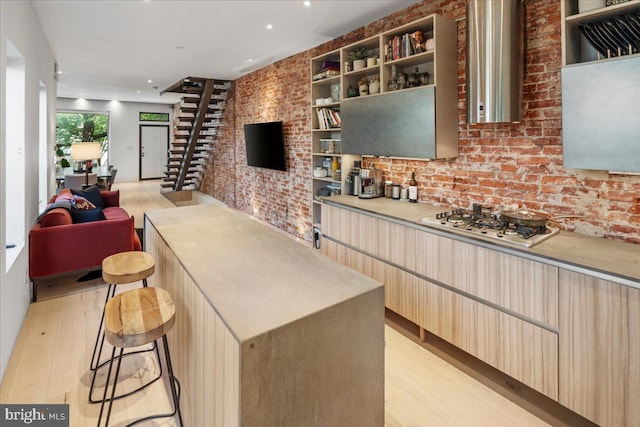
419;204;559;248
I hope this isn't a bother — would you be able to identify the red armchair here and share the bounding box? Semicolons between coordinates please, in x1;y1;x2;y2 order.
29;189;141;301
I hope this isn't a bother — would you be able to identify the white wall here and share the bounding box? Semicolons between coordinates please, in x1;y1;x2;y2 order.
57;98;173;183
1;0;57;381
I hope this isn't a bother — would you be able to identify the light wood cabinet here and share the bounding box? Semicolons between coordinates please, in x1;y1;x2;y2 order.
322;204;560;399
559;269;640;427
322;204;559;327
419;277;559;400
322;200;640;421
323;237;558;399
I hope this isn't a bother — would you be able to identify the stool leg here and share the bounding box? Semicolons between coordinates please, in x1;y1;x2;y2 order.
123;336;182;427
163;335;184;427
96;346;123;427
91;284;115;371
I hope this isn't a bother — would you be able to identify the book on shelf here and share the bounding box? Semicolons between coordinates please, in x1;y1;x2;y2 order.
386;33;418;61
316;108;341;130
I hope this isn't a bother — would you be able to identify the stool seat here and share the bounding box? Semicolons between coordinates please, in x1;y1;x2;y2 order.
105;287;175;348
102;251;155;285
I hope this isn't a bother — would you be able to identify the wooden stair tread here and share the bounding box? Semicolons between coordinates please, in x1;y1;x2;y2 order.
105;287;175;348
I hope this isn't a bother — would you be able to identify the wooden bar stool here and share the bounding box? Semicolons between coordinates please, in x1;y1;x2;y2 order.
89;251;158;403
97;287;183;427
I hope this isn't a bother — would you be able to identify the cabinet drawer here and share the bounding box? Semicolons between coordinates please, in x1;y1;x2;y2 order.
419;280;559;400
323;240;419;324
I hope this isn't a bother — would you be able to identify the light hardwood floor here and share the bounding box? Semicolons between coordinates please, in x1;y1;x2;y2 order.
0;180;550;426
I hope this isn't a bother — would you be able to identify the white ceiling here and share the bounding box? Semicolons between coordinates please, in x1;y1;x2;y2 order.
32;0;421;104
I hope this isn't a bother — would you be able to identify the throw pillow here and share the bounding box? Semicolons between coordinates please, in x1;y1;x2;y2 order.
71;185;104;208
70;206;106;223
71;195;96;210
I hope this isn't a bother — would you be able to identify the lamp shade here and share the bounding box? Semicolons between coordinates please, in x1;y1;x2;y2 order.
71;142;102;161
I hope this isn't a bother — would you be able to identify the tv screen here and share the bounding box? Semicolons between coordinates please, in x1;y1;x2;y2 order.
243;121;286;171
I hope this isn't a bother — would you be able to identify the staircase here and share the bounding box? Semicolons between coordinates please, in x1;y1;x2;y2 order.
160;77;231;192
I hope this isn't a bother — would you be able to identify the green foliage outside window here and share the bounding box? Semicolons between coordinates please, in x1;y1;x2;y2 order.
56;112;109;168
139;112;169;122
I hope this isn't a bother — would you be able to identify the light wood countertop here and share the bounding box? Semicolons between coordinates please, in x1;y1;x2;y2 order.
323;195;640;288
144;203;383;342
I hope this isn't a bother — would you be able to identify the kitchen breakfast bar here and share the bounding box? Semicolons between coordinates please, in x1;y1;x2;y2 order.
143;203;384;426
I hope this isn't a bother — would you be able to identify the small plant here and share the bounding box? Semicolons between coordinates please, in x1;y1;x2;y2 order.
347;48;369;61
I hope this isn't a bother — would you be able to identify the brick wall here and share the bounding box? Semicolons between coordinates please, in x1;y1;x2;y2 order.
201;0;640;244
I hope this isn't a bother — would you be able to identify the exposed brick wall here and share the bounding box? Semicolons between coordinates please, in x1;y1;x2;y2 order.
201;0;640;244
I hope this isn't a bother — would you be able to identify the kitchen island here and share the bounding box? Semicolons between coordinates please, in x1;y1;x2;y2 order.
144;203;384;426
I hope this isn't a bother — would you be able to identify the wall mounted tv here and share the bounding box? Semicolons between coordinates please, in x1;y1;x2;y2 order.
243;121;286;171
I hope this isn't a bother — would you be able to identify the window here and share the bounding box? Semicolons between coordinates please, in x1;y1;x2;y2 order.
5;40;26;271
39;82;48;212
139;112;169;122
56;111;109;168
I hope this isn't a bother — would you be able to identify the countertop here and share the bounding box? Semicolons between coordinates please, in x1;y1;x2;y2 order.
323;196;640;288
144;203;383;342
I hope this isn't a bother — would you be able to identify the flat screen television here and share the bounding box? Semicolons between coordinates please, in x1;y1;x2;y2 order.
243;121;286;171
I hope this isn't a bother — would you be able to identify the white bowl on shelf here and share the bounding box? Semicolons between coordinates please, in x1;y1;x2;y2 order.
313;167;328;178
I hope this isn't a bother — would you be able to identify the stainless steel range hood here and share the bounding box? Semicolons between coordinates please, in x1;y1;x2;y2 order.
466;0;523;123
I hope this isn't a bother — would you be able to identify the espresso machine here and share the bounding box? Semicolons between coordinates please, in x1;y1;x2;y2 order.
358;166;384;199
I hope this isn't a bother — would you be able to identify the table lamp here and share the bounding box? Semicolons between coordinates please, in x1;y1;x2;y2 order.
71;142;102;186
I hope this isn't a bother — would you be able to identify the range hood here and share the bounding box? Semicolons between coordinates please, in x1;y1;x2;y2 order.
466;0;524;123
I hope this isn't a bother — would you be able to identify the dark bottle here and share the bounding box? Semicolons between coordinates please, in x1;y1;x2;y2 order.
408;171;418;203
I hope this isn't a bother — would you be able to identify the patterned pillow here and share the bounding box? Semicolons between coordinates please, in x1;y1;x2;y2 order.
72;195;96;210
71;185;104;208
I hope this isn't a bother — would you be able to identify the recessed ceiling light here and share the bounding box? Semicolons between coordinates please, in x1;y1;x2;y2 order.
304;1;311;7
137;90;141;93
266;24;273;30
147;79;152;83
248;58;253;62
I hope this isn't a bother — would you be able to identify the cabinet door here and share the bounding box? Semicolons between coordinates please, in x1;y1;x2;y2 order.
342;86;436;158
559;270;640;427
562;56;640;172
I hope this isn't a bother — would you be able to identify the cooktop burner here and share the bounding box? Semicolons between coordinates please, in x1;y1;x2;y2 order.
419;204;559;248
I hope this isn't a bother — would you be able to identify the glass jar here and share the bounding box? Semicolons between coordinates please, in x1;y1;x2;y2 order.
385;181;393;198
391;183;401;200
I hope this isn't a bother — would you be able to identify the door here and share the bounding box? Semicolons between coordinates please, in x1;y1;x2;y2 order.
139;125;169;180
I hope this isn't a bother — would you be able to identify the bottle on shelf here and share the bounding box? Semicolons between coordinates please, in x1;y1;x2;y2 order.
331;157;340;179
408;171;418;203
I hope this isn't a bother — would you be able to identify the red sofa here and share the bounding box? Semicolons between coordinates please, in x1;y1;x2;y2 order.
29;189;141;301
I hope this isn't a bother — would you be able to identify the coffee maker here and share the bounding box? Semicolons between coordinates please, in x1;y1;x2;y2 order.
358;166;384;199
